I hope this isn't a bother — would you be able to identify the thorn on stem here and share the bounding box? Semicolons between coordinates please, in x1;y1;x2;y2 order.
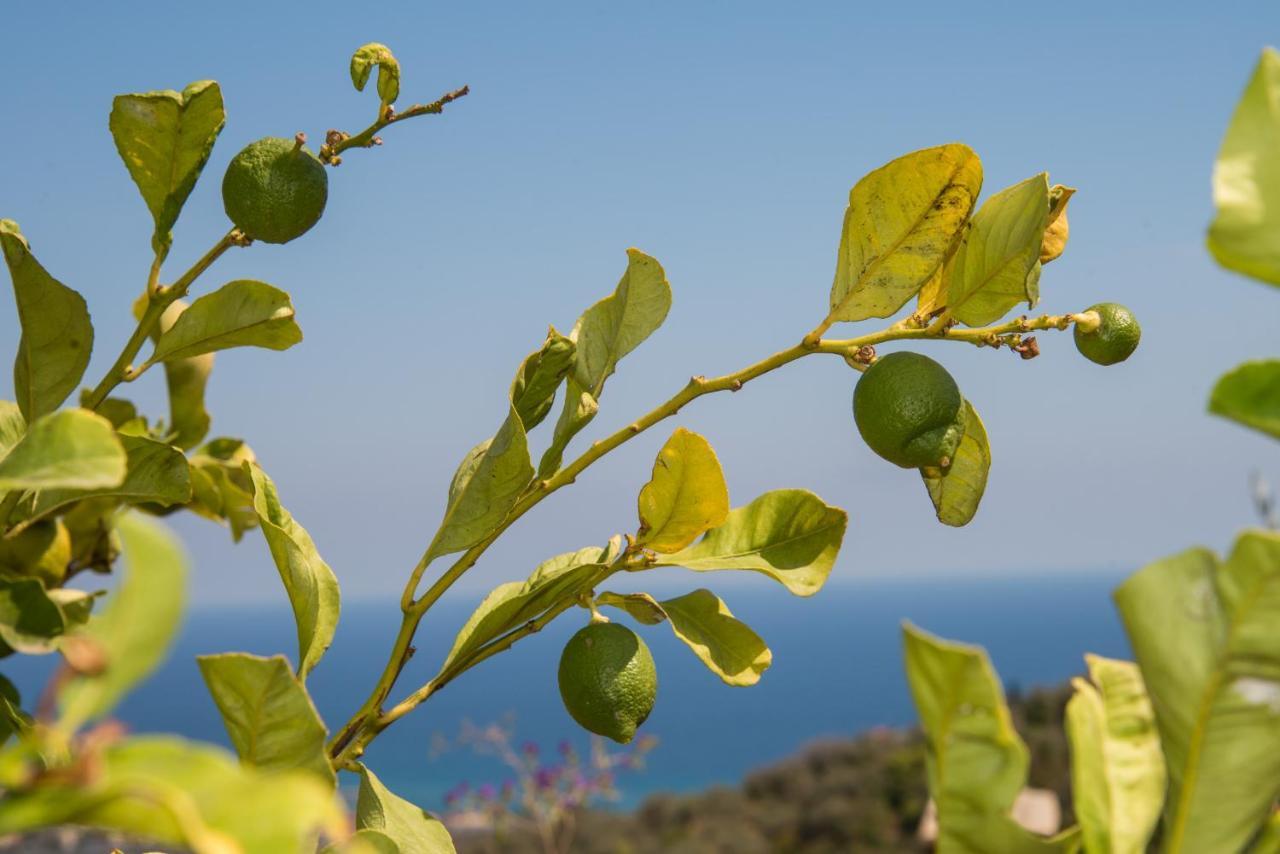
293;132;307;151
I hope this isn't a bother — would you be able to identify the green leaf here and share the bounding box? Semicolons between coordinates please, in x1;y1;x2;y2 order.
1255;812;1280;854
826;144;982;324
147;280;302;365
324;830;400;854
0;221;94;422
921;399;990;527
0;409;125;491
0;402;25;460
599;588;771;687
29;433;190;519
426;405;533;563
1113;529;1280;854
537;375;598;478
440;542;619;675
0;735;345;853
947;174;1051;327
511;327;576;431
59;513;187;731
1208;48;1280;285
1066;654;1165;854
0;575;71;654
0;674;30;744
636;428;729;553
356;764;455;853
903;623;1071;853
350;43;402;106
572;249;672;399
109;81;226;259
654;489;847;596
197;652;334;786
246;464;340;680
1208;359;1280;440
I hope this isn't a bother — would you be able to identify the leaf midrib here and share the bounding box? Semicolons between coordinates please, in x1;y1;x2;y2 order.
1165;565;1272;853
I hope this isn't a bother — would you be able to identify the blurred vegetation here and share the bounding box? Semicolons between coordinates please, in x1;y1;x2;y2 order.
454;683;1073;853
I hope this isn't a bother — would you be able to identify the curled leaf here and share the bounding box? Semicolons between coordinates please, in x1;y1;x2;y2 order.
1040;185;1075;264
350;43;401;106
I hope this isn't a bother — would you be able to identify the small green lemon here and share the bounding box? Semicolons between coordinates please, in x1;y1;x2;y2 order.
853;351;965;469
1074;303;1141;366
0;520;71;587
222;137;328;244
558;621;657;744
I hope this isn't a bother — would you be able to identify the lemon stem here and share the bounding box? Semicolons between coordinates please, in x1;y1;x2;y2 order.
326;306;1088;768
1073;310;1102;334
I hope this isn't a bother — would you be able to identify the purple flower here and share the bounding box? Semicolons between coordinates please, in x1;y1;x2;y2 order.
477;783;497;801
521;741;540;757
558;739;574;757
534;765;561;789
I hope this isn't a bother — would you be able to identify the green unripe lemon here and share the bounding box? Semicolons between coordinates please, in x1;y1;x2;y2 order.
0;520;71;587
558;621;657;744
853;351;964;469
222;137;328;244
1074;303;1140;366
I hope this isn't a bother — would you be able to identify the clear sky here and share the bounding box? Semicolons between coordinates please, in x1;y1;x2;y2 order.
1;2;1277;606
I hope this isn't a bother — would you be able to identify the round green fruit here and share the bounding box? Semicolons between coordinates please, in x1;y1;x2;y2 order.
853;351;964;469
0;520;71;587
558;621;657;744
1074;303;1141;366
221;137;328;244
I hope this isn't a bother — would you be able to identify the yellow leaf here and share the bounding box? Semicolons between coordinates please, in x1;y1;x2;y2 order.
1040;185;1075;264
636;428;729;553
827;144;982;324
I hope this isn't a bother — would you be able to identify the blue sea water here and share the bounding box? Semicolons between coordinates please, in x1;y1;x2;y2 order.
5;573;1130;812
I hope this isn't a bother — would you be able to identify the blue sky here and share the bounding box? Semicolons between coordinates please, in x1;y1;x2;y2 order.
1;3;1277;606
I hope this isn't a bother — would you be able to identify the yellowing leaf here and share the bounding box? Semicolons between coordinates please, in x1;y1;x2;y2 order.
1066;655;1165;854
572;249;672;398
921;400;990;527
109;81;226;259
1208;48;1280;286
197;653;335;786
655;489;847;596
427;405;533;562
636;428;729;553
0;736;344;853
356;764;455;853
440;541;620;675
827;144;982;324
59;514;187;731
903;624;1072;852
246;464;340;680
147;280;302;364
597;588;772;686
0;409;125;492
947;174;1051;327
1040;185;1075;264
1114;530;1280;853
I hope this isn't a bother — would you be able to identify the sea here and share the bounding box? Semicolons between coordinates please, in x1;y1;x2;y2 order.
5;573;1131;812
